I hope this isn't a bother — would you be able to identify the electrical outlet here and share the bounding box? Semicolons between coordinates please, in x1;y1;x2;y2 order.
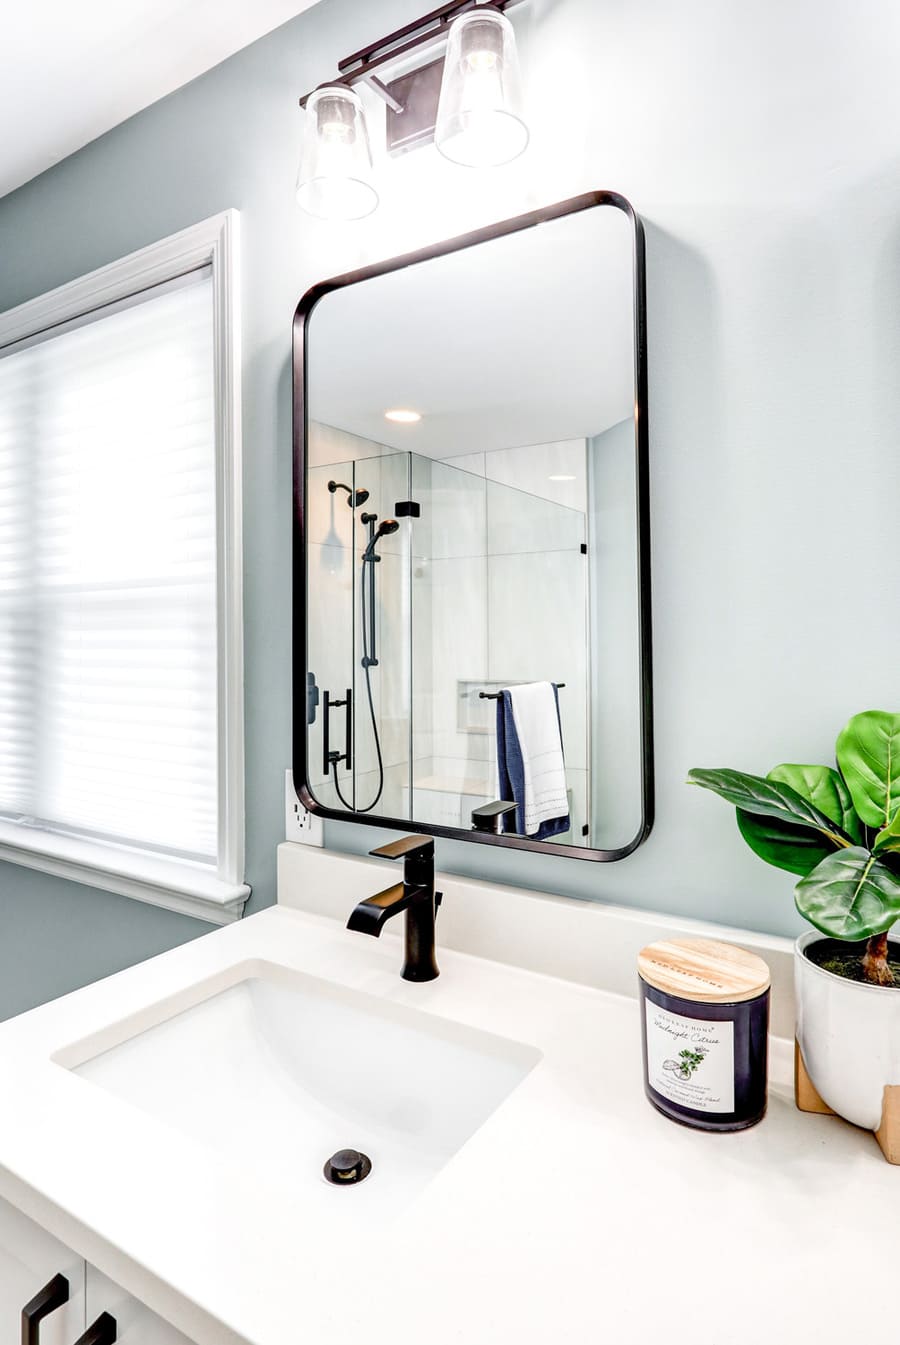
285;769;324;846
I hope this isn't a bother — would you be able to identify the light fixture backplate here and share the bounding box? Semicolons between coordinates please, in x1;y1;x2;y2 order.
384;59;445;156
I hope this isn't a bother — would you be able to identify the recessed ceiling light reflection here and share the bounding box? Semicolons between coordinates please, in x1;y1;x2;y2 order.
385;409;422;424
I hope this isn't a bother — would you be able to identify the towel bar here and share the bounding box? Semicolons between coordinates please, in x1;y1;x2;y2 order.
478;683;566;701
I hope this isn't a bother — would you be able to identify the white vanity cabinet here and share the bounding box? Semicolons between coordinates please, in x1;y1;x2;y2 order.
0;1198;84;1345
85;1271;193;1345
0;1196;194;1345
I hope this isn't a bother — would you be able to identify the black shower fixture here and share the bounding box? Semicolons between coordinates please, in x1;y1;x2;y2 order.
362;517;400;561
328;479;370;507
327;510;403;816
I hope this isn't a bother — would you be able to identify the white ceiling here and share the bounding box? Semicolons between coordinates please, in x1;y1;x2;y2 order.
308;204;636;458
0;0;323;200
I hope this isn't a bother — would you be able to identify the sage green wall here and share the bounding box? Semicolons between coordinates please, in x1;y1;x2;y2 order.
0;0;897;1014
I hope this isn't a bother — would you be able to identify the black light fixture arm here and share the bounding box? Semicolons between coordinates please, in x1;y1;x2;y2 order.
298;0;526;108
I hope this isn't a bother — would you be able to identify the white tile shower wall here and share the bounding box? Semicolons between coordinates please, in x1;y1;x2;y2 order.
427;554;489;766
306;540;353;795
443;439;588;513
409;457;434;786
352;763;408;818
364;549;411;800
416;459;490;796
488;550;588;773
426;460;488;563
308;421;395;470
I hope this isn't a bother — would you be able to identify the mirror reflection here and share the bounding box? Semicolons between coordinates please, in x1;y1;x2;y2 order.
299;196;651;858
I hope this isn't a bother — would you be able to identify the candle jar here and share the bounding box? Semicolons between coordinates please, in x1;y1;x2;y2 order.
638;937;770;1132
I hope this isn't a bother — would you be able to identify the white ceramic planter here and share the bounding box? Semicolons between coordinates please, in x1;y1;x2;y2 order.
795;930;900;1130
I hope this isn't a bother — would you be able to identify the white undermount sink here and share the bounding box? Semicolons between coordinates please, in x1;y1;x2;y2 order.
57;960;541;1226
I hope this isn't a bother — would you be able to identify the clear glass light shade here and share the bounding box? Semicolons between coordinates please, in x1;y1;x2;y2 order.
296;86;379;220
434;8;529;167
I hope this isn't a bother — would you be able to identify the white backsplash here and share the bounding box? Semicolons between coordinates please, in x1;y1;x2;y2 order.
277;842;796;1041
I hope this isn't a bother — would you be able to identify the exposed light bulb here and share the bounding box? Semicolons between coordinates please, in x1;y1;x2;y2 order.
466;49;499;75
435;9;529;168
321;119;352;143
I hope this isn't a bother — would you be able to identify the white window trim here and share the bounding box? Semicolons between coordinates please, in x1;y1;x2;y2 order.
0;211;247;925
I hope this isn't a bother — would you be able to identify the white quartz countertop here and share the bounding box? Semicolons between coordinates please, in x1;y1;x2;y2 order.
0;900;892;1345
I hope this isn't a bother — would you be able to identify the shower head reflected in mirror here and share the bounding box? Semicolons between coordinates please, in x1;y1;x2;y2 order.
328;479;370;506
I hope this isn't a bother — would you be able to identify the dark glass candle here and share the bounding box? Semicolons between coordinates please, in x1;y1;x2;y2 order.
638;938;770;1132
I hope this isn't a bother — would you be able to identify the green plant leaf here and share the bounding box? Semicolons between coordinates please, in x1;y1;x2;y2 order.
736;809;837;876
687;768;853;847
835;710;900;830
767;763;864;844
874;808;900;855
795;847;900;941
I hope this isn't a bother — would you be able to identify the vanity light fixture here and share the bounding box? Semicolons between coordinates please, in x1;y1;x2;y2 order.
384;408;422;424
296;0;529;220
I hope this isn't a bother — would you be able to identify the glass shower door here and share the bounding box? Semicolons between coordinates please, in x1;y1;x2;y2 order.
407;451;588;840
484;477;589;844
409;454;490;830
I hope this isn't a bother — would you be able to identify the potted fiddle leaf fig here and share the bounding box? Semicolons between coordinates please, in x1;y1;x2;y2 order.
688;710;900;1132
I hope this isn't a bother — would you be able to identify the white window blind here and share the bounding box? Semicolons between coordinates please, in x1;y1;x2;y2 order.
0;268;220;867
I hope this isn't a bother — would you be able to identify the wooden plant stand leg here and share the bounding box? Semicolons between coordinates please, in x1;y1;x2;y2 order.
795;1039;900;1166
793;1040;835;1115
876;1087;900;1165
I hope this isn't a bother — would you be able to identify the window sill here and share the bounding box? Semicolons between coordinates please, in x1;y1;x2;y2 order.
0;821;249;926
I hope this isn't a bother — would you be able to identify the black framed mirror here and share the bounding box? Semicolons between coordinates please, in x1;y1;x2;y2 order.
293;191;653;861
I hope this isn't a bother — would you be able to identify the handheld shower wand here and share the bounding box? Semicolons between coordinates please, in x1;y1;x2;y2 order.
360;515;399;668
362;517;400;562
330;513;402;815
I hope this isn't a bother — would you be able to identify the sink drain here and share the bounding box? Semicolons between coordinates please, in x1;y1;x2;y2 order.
323;1148;372;1186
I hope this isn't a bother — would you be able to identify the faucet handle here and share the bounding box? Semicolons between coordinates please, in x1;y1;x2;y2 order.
370;835;434;863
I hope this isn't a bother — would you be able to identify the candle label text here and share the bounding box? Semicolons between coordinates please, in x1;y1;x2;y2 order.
645;1002;735;1113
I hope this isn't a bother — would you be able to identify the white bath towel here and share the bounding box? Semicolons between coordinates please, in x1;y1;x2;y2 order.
507;681;568;837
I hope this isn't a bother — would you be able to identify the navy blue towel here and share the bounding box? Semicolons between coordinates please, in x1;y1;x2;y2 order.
496;685;570;840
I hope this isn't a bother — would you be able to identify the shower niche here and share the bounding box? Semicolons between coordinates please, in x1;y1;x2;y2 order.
294;192;652;861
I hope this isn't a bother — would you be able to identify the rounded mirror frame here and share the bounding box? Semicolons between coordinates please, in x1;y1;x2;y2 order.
292;189;653;861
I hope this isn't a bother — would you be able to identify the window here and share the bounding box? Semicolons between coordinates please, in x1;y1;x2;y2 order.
0;213;246;923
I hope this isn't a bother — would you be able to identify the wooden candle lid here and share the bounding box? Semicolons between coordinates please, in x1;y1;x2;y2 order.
638;938;770;1003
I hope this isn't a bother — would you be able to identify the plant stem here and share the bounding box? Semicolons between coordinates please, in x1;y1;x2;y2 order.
862;932;894;986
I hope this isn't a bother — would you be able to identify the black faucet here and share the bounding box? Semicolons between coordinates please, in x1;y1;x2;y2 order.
346;836;442;981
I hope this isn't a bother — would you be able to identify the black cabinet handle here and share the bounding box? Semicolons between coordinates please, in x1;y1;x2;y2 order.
22;1274;69;1345
73;1313;116;1345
